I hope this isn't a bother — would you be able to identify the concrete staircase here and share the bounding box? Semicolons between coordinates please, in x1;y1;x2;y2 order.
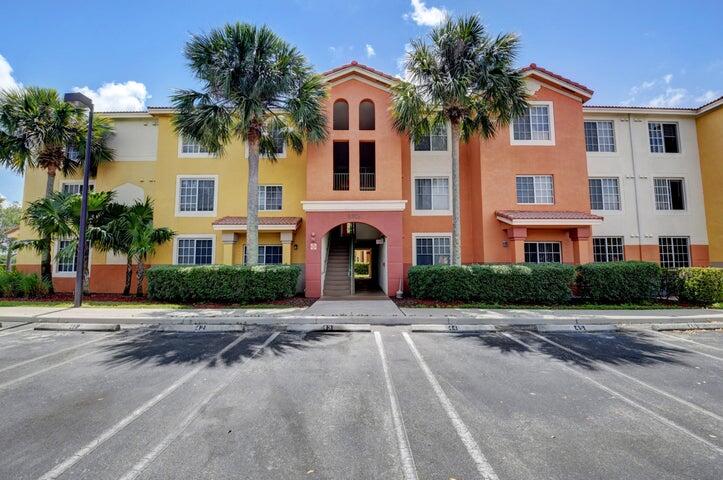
323;237;351;297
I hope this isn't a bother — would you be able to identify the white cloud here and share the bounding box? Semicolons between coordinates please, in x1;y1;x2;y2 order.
0;54;20;91
695;90;721;104
646;87;687;108
72;81;149;112
663;73;673;84
365;44;376;58
403;0;448;27
622;73;717;108
396;43;414;80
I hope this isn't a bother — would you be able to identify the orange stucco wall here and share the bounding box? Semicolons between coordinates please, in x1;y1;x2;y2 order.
623;244;709;266
15;264;147;294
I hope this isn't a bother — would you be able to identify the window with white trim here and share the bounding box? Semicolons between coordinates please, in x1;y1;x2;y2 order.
258;185;282;211
414;124;448;151
56;239;78;273
178;178;215;213
593;237;624;262
177;238;213;265
584;121;615;152
654;178;685;210
61;183;95;195
415;236;451;265
267;130;285;156
414;178;449;211
180;137;210;155
524;242;561;263
244;245;283;265
658;237;690;268
589;178;621;210
648;122;679;153
513;105;551;141
516;175;554;204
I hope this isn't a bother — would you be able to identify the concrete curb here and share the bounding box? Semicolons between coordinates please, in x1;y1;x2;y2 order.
154;324;246;333
286;324;371;333
536;324;618;333
651;322;723;331
411;324;496;333
34;323;120;332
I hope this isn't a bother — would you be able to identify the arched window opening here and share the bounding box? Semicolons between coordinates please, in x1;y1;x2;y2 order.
359;100;375;130
333;99;349;130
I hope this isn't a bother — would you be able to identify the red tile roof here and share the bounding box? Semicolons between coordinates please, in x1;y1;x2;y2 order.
212;216;301;227
322;60;398;82
585;105;696;111
521;63;594;95
496;210;603;221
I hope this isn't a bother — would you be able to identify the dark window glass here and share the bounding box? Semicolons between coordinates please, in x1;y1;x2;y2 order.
662;123;679;153
359;100;375;130
333;100;349;130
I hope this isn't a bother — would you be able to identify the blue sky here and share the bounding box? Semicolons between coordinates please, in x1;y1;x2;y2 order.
1;0;721;202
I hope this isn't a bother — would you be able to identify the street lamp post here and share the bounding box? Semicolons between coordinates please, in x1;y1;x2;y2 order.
64;92;94;308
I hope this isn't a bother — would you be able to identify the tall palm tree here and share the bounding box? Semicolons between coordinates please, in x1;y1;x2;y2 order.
392;15;528;265
172;22;327;265
0;87;115;288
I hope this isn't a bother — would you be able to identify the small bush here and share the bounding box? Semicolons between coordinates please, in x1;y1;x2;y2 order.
0;270;48;298
408;263;575;304
354;263;370;275
576;261;661;303
677;267;723;306
146;264;301;304
660;268;682;299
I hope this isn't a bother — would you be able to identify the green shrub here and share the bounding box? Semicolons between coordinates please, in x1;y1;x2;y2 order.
576;261;661;303
408;263;575;304
146;264;301;304
354;263;370;275
660;268;682;299
0;270;48;298
677;267;723;306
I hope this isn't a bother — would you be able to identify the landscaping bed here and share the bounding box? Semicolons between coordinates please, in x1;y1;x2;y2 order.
392;297;720;310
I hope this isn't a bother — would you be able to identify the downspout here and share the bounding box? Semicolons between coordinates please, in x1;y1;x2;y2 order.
627;113;644;260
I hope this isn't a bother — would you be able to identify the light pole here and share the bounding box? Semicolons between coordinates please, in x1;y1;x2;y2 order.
64;92;94;308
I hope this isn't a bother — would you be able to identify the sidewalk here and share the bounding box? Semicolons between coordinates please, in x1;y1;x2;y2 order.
1;303;722;326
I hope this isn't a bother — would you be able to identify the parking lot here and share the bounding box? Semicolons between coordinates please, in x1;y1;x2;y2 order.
0;323;720;479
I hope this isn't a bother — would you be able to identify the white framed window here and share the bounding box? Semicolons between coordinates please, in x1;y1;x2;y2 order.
648;122;680;153
178;136;213;157
584;120;616;152
413;234;451;266
54;239;90;276
511;102;555;145
61;181;95;195
516;175;554;204
414;177;450;212
524;242;561;263
258;185;283;211
175;176;217;216
246;130;287;158
654;178;685;211
244;245;283;265
659;236;690;268
413;124;448;152
593;237;625;262
589;178;621;210
174;236;214;265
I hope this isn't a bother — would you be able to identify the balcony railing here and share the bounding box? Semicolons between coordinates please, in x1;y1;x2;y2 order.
333;172;349;191
360;172;376;191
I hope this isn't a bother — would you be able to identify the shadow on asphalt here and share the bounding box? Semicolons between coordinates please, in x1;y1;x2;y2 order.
460;331;692;371
100;330;340;368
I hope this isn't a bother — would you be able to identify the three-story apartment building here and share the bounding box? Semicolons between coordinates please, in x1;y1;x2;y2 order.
14;62;718;297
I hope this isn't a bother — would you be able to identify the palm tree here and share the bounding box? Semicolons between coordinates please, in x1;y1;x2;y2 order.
392;15;528;265
172;22;327;265
0;87;115;288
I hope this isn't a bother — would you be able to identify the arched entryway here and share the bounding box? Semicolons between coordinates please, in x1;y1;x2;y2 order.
304;210;403;298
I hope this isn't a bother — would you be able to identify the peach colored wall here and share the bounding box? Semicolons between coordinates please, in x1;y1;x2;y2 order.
624;244;709;266
306;77;403;201
15;264;147;294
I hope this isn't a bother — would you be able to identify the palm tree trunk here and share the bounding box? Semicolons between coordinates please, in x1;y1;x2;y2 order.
123;255;132;296
450;123;462;266
41;168;56;292
5;240;13;271
82;246;90;294
246;138;260;266
135;256;145;297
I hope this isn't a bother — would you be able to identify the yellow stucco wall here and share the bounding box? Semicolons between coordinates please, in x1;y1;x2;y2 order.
696;106;723;266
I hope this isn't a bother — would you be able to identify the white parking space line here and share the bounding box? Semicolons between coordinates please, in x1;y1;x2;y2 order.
373;332;418;480
650;330;723;353
501;332;723;455
118;332;280;480
37;332;252;480
0;349;100;390
646;335;723;362
402;332;499;480
528;332;723;423
0;334;111;374
0;324;36;337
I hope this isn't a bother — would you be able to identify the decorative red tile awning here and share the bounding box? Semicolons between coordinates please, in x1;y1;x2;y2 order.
495;210;603;226
212;216;301;231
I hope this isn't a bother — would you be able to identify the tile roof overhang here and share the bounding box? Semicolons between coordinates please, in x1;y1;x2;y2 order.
496;210;604;226
521;63;594;102
212;216;302;231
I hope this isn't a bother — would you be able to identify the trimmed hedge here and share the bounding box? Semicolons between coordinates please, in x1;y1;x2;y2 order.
0;270;48;298
408;264;576;304
576;261;661;303
147;264;301;304
677;267;723;305
354;263;370;275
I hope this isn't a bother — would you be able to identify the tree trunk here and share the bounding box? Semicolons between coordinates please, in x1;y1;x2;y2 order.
5;240;13;271
450;123;462;265
246;138;261;266
82;245;90;294
135;257;145;297
41;168;56;292
123;255;132;296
